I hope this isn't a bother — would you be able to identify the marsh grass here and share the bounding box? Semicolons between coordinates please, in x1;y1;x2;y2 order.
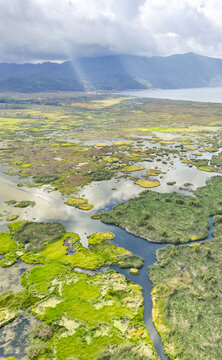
13;222;65;251
0;232;18;254
14;200;36;208
149;226;222;360
102;177;222;244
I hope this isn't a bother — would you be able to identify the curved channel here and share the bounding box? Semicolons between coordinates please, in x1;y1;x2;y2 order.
87;214;215;360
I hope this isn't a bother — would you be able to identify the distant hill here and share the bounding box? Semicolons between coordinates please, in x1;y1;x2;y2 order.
1;52;222;92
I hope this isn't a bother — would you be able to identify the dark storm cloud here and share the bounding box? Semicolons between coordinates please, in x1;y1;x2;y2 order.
0;0;222;62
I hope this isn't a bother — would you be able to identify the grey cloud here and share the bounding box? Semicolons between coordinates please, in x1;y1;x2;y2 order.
0;0;222;63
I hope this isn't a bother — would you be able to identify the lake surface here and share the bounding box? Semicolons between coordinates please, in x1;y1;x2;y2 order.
121;86;222;103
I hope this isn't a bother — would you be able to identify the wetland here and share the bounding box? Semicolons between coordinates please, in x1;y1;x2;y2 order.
0;92;221;360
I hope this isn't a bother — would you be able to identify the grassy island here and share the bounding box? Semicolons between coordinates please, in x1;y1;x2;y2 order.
101;176;222;244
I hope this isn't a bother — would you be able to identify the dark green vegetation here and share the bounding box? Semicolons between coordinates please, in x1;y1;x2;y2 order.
0;221;157;360
118;255;144;269
97;344;150;360
149;221;222;360
14;201;36;208
33;174;59;184
101;177;222;244
13;222;65;251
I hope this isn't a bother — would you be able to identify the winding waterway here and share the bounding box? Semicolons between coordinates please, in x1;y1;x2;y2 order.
0;159;217;359
103;216;215;360
72;215;215;360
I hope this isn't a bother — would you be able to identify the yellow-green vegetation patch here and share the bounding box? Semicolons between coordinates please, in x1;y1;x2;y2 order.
6;215;19;221
103;157;119;163
59;316;82;336
20;163;32;168
21;261;69;295
182;140;194;145
135;179;160;188
198;165;214;172
185;146;198;150
88;232;115;245
113;141;132;146
0;309;17;328
8;220;27;234
34;296;63;315
137;127;201;133
129;268;139;275
0;232;18;254
39;229;142;271
121;165;145;172
11;160;23;165
93;97;127;108
146;169;162;176
159;140;174;145
65;197;94;210
90;213;103;220
204;146;218;152
65;198;86;206
78;203;94;211
181;159;192;164
95;143;108;147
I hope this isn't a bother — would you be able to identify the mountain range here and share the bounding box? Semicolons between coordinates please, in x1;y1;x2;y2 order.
1;52;222;92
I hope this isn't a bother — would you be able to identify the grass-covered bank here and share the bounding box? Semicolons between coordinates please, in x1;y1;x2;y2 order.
101;176;222;244
149;221;222;360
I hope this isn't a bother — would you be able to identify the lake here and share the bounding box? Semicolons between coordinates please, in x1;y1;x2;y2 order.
121;86;222;103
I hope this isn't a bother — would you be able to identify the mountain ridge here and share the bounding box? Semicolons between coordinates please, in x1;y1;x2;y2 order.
1;52;222;92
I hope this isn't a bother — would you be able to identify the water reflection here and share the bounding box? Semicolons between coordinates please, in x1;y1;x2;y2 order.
0;153;218;245
0;261;34;294
0;313;38;359
120;87;222;103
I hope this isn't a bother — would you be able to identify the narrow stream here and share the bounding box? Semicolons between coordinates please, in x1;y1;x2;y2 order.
80;214;215;360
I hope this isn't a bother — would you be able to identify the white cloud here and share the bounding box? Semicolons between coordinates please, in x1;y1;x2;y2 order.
0;0;222;62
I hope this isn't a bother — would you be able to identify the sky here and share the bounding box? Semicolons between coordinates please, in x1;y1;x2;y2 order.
1;0;222;63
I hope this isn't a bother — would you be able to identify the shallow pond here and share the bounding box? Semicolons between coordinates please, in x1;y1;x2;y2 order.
0;261;34;295
0;313;38;360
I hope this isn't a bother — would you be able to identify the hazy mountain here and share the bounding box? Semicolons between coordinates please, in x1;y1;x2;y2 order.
1;52;222;92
